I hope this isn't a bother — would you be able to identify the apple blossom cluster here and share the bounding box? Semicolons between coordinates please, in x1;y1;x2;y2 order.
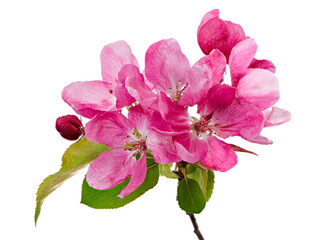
35;10;291;237
60;9;290;197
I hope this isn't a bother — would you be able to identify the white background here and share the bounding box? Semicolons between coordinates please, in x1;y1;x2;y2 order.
1;0;324;239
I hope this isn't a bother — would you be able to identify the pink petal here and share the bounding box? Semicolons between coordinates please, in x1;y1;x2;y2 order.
118;153;147;198
142;70;155;90
200;136;237;172
128;105;150;137
263;107;291;127
149;110;189;136
197;84;236;117
229;38;257;87
157;92;191;129
236;68;279;111
197;15;229;55
194;49;227;87
123;65;158;109
223;21;246;60
211;100;264;140
86;149;134;190
174;132;208;164
101;41;138;84
197;9;220;32
146;130;182;164
178;66;209;107
246;134;273;145
249;58;276;73
114;64;140;108
145;39;191;96
62;80;116;119
85;111;133;147
113;83;136;109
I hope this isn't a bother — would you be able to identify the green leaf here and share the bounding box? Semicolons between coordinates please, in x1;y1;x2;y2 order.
159;163;177;179
206;170;214;202
81;158;159;209
34;138;110;225
187;165;215;202
177;178;206;214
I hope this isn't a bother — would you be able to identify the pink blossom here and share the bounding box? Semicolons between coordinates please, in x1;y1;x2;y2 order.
197;9;246;60
85;105;181;197
229;38;280;111
152;91;238;172
62;41;140;118
145;39;208;107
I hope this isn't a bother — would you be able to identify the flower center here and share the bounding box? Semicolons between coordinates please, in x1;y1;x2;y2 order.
168;80;188;102
124;129;147;157
194;119;210;133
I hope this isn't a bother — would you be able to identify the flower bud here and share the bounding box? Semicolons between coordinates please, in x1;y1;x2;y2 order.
197;9;246;60
55;115;84;140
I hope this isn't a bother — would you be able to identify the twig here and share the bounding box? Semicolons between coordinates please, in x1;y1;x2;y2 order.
187;213;205;240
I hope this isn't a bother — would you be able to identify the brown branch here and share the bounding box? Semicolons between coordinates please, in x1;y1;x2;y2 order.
187;213;205;240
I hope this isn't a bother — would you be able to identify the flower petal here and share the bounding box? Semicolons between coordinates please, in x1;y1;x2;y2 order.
123;65;158;109
145;39;191;96
197;84;236;117
62;80;116;119
147;130;182;164
263;107;291;127
236;68;279;111
114;64;140;108
178;66;209;107
118;153;147;198
101;40;138;84
149;110;189;136
157;92;191;129
211;100;264;140
249;58;276;73
200;136;237;172
246;134;273;145
223;20;246;60
86;149;134;190
229;38;257;87
85;111;133;147
128;105;150;137
197;10;229;55
173;132;208;163
197;9;220;32
194;49;227;87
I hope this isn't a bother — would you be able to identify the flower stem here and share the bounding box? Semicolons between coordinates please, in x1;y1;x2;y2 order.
175;162;205;240
187;213;205;240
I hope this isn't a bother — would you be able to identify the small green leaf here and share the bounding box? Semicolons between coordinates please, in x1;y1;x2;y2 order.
177;178;206;214
206;170;214;202
159;164;177;179
186;164;197;175
81;158;159;209
34;138;109;225
187;165;215;202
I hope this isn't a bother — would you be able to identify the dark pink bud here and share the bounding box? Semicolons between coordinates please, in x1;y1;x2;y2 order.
55;115;84;141
197;9;246;60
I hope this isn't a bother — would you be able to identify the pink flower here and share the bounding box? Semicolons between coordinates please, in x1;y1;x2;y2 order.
153;92;238;172
85;105;181;197
62;41;139;118
229;38;280;111
197;9;246;60
145;39;209;107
